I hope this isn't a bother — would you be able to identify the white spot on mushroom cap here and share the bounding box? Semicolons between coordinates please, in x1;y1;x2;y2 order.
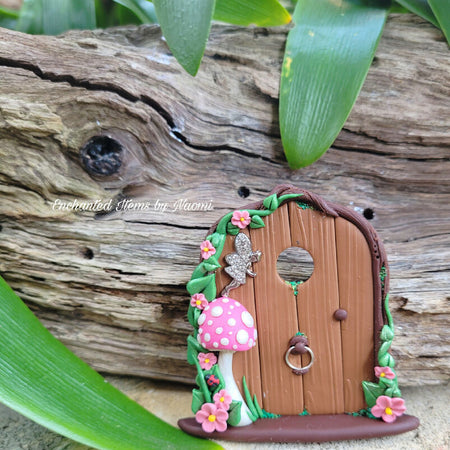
207;320;213;326
222;298;229;303
241;311;254;328
220;338;229;346
213;342;219;348
211;306;223;317
204;333;211;342
198;313;206;326
236;329;249;345
254;329;257;340
216;327;223;335
228;318;236;326
198;328;203;334
233;344;238;350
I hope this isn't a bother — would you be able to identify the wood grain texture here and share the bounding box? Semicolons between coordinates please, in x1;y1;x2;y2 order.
335;217;374;412
0;15;448;385
289;204;344;414
250;205;303;414
214;231;263;406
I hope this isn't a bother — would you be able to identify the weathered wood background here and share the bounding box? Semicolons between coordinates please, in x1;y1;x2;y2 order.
0;15;448;385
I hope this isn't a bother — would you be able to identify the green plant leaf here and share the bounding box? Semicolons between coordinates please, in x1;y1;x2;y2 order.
362;381;385;408
17;0;96;35
0;276;220;449
153;0;215;75
428;0;450;44
395;0;439;27
280;0;388;168
0;6;19;29
113;0;158;23
214;0;290;27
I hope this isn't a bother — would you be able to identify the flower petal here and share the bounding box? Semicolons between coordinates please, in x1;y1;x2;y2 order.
382;412;397;423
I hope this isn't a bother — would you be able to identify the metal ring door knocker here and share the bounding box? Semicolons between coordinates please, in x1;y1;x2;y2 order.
285;334;315;375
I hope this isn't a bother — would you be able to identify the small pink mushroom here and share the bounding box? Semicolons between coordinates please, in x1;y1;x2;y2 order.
197;296;257;426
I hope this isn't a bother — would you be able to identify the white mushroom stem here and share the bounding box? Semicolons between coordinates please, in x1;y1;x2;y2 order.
218;350;253;426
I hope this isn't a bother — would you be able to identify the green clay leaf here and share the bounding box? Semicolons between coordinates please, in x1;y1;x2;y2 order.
253;394;264;419
395;0;439;27
202;274;216;300
380;324;395;341
249;215;266;229
227;400;242;426
207;232;224;248
17;0;96;35
191;389;206;414
362;381;386;408
187;273;215;295
428;0;450;45
203;255;221;272
187;334;203;365
226;223;240;235
262;193;279;211
378;377;395;388
378;352;396;368
0;276;221;450
153;0;215;76
280;0;388;168
214;0;291;27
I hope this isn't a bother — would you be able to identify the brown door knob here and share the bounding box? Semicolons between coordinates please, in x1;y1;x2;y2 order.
334;309;348;321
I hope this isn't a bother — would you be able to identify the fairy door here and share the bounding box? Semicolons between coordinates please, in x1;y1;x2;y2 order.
215;201;375;416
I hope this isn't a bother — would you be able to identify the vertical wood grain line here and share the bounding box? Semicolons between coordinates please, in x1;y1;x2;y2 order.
335;217;374;412
289;203;344;414
251;205;304;414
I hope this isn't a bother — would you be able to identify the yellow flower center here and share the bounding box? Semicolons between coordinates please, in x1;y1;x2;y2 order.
205;358;210;364
196;300;201;305
240;217;245;221
203;247;210;252
385;407;393;415
220;396;225;403
380;372;386;377
208;414;216;422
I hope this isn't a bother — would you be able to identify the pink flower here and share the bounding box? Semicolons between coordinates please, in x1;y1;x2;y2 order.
195;402;228;433
231;210;251;229
200;240;216;260
213;389;232;410
198;352;217;370
375;366;396;380
371;396;406;423
191;293;208;310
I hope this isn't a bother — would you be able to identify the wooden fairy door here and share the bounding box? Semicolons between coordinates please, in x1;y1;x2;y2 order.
216;201;374;415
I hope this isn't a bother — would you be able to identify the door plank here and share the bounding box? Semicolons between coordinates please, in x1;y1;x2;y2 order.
335;217;374;412
289;203;344;414
214;230;263;407
250;205;304;414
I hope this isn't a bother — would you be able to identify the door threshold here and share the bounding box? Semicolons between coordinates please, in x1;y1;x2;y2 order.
178;413;419;443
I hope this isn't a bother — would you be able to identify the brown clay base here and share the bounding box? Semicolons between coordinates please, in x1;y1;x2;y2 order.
178;414;420;443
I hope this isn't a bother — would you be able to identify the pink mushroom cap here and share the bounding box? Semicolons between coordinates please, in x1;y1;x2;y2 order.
197;297;257;351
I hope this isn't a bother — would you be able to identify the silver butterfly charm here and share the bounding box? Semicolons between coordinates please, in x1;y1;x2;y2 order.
221;233;262;297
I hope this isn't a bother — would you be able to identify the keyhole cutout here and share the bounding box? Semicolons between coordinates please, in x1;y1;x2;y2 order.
276;247;314;286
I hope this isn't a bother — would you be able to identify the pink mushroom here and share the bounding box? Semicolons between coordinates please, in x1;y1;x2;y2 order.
197;296;257;426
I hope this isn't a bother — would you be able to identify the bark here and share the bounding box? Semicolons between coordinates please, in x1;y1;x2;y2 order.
0;15;448;385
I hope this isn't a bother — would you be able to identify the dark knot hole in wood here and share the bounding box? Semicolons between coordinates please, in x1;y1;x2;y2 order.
276;246;314;285
80;136;124;176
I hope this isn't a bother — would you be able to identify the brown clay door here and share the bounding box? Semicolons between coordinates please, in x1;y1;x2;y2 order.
216;202;374;416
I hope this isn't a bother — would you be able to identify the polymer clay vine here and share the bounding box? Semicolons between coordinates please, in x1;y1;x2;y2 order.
186;192;303;432
361;266;406;423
